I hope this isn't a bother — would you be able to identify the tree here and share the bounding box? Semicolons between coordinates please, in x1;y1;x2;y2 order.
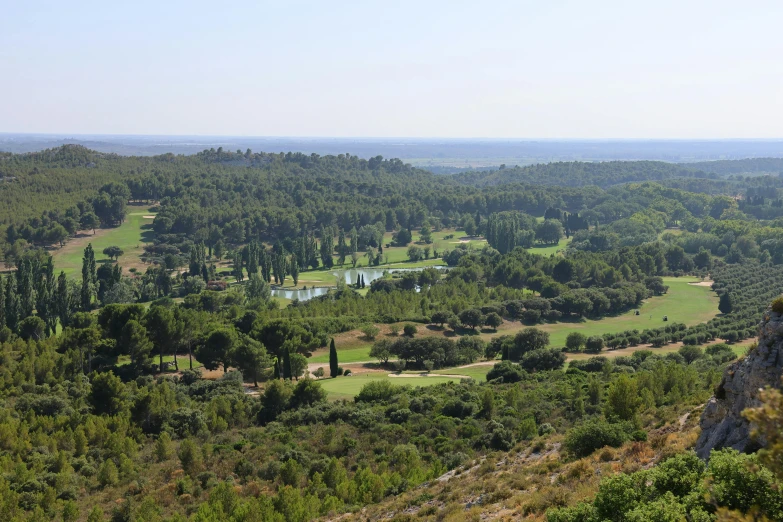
313;367;325;378
80;211;100;234
604;374;641;422
246;273;270;301
18;316;45;341
103;246;124;261
510;327;550;360
196;328;235;373
81;243;96;310
289;352;307;380
329;338;339;377
119;319;153;372
145;305;182;372
407;245;423;262
394;228;412;246
719;292;733;314
154;432;173;462
370;339;392;364
430;311;451;328
361;324;380;340
585;336;604;354
459;308;484;330
419;225;433;244
520;347;566;372
484;312;503;330
89;371;126;415
535;219;563;245
403;323;418;337
291;378;327;407
566;332;587;352
231;336;269;386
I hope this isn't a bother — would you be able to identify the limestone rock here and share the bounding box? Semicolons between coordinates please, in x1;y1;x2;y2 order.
695;309;783;459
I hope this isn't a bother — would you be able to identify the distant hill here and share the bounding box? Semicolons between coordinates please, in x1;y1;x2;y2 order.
450;160;714;188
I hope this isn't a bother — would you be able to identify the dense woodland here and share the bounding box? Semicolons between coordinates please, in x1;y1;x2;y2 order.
0;146;782;521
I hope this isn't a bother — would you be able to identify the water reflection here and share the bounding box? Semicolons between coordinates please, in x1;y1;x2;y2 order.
270;265;445;302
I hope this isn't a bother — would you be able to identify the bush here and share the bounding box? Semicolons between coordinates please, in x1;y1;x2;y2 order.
486;361;525;383
584;336;604;354
565;332;587;352
563;420;629;457
772;297;783;314
361;324;380;340
520;348;566;372
403;323;418;337
356;380;401;402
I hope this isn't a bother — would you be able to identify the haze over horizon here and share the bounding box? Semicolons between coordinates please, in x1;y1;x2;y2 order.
2;1;781;139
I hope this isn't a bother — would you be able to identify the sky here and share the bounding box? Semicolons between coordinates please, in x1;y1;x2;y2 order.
1;0;782;138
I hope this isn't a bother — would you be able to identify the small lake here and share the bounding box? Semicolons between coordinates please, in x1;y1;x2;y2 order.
270;265;445;302
333;266;445;285
271;286;331;301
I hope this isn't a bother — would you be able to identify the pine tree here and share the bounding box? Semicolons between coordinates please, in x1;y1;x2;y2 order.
329;338;339;377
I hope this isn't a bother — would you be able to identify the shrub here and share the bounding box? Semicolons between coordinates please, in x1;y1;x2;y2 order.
356;380;401;402
771;297;783;314
563;420;629;458
403;323;418;337
361;324;380;340
565;332;587;352
584;336;604;354
486;361;525;383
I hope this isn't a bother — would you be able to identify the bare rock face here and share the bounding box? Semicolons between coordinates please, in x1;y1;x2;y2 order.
695;308;783;459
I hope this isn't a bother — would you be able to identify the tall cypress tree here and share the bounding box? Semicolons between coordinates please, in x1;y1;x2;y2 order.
0;276;5;330
17;258;35;320
5;278;19;332
56;271;73;328
329;338;339;377
283;350;292;380
290;257;299;286
337;229;347;265
81;244;96;310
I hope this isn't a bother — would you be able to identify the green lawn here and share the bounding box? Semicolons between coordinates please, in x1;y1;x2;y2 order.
538;277;718;347
52;207;156;278
316;373;462;400
432;365;492;380
117;354;202;369
310;345;372;364
526;236;572;257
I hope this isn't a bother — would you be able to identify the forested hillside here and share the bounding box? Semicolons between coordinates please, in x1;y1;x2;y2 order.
0;147;781;521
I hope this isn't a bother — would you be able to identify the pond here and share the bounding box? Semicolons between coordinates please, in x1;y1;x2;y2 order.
270;265;446;302
333;266;445;286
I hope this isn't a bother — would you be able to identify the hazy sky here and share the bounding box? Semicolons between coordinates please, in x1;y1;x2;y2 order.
2;0;781;138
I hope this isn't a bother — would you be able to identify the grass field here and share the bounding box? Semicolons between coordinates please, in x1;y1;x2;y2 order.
310;345;372;364
538;277;718;347
316;373;462;400
432;365;492;380
526;237;572;257
52;205;157;278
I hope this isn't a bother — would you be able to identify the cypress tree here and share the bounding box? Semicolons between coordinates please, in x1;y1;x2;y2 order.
5;279;19;332
361;274;366;288
56;272;72;328
0;276;5;330
17;258;35;320
283;350;292;380
718;292;734;314
81;244;96;310
329;338;339;377
290;257;299;286
273;357;280;379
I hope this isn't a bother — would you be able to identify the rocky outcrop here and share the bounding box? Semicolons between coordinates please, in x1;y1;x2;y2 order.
696;308;783;459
